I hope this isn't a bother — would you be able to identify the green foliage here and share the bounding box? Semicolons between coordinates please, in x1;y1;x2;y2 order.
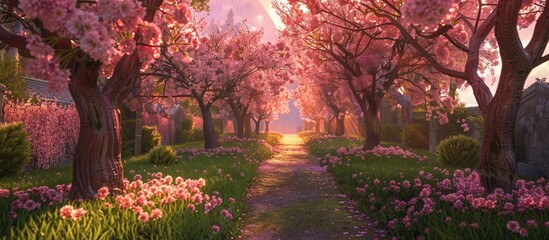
121;119;136;158
142;126;162;154
147;145;177;165
0;122;31;177
252;132;283;146
381;124;402;143
306;136;363;157
0;57;27;101
444;104;484;139
437;135;480;168
402;122;429;149
175;117;193;144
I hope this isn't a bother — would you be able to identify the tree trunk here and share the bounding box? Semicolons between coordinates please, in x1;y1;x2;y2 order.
335;116;345;136
0;83;5;123
265;121;270;133
199;106;219;149
254;118;260;134
315;119;320;132
477;0;549;193
68;66;124;199
362;104;381;150
325;118;333;134
235;116;244;138
244;112;252;138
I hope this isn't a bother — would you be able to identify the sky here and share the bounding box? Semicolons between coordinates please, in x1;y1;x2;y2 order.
202;1;549;133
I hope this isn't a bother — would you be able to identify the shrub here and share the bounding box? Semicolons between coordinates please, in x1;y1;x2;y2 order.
147;145;176;165
402;122;429;149
436;135;480;168
175;117;193;143
142;126;162;154
381;124;402;143
0;122;32;177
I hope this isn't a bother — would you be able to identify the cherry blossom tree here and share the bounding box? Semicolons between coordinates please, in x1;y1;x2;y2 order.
249;74;291;134
223;37;293;139
0;0;202;199
342;0;549;192
276;1;452;149
294;61;351;136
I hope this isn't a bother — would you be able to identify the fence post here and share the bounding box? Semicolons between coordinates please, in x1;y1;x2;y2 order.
0;84;6;123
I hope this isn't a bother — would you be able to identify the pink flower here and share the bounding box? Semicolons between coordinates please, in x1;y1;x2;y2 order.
96;187;109;200
229;197;236;204
506;221;520;233
138;212;150;223
73;208;87;221
212;225;220;233
59;205;74;219
59;205;86;221
221;209;233;219
0;189;10;198
526;220;538;228
151;208;163;220
519;228;528;237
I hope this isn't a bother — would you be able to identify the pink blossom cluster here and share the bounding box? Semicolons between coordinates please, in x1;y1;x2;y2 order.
17;0;197;87
401;0;458;26
4;101;79;168
59;205;87;221
3;184;71;219
110;175;229;223
0;188;10;197
456;118;470;132
352;167;549;238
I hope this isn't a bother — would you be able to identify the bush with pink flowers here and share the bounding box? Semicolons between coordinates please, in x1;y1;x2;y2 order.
4;101;79;169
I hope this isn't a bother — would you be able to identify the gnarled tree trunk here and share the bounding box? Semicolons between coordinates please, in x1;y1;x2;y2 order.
478;0;549;192
69;65;124;199
253;118;260;134
362;103;381;150
335;116;345;136
265;120;270;133
199;106;219;149
244;112;252;138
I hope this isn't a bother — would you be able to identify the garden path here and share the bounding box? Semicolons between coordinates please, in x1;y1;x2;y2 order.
240;134;385;239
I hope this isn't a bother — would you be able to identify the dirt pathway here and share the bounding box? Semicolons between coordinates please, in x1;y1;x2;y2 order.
240;134;385;240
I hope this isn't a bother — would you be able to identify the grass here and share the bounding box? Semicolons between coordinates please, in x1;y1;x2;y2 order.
0;139;274;239
304;134;549;239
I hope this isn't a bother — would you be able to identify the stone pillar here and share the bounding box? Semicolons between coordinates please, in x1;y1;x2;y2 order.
429;118;439;153
0;84;5;123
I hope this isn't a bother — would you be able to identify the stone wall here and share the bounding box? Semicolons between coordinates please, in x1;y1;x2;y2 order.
515;81;549;176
